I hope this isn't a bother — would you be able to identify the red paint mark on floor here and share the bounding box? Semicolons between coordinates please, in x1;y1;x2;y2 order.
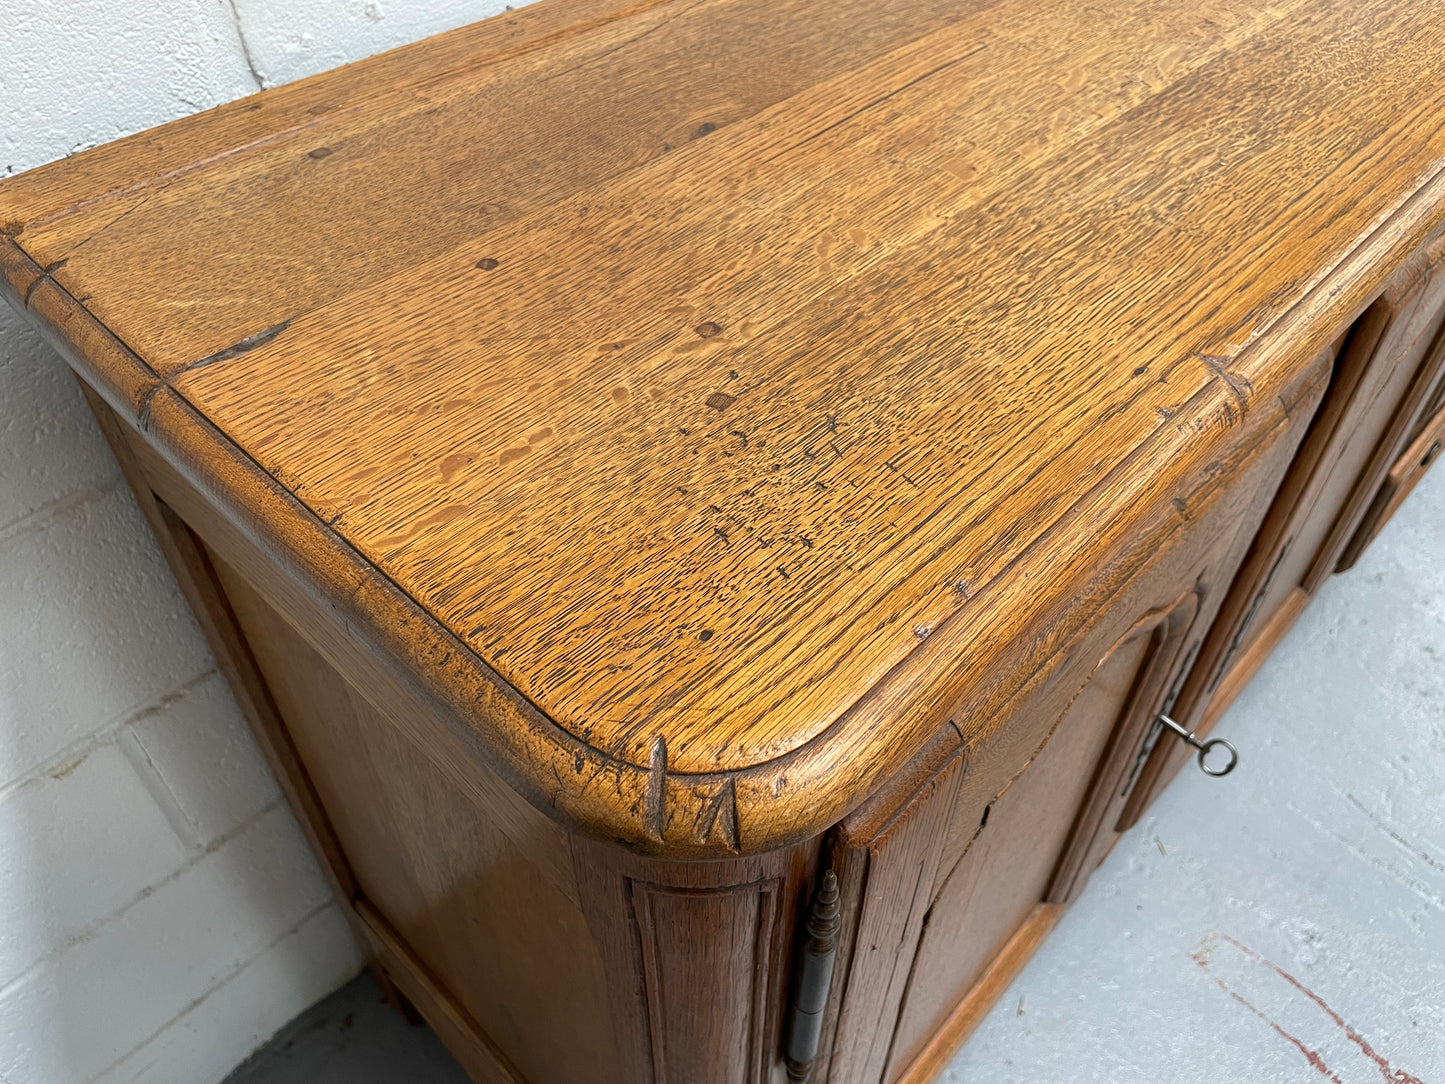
1191;942;1341;1083
1191;933;1425;1084
1217;935;1425;1084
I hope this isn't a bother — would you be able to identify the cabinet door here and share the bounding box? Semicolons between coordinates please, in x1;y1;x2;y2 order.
879;583;1203;1083
1335;328;1445;568
821;355;1327;1084
1187;232;1445;726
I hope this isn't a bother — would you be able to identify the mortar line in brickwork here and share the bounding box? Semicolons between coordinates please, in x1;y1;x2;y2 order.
0;796;288;1001
0;668;217;802
80;897;340;1084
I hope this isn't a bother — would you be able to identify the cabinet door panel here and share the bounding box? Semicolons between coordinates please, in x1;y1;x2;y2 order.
1336;330;1445;567
822;350;1329;1084
883;590;1195;1079
1046;590;1198;905
1192;232;1445;721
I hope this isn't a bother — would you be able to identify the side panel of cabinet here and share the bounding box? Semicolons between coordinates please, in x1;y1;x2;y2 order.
210;553;627;1084
89;377;834;1084
82;384;642;1084
823;352;1328;1084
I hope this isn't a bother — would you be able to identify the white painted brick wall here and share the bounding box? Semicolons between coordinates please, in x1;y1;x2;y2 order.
0;1;534;1080
229;0;515;88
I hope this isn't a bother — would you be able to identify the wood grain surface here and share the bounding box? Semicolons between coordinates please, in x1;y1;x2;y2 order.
6;0;1445;854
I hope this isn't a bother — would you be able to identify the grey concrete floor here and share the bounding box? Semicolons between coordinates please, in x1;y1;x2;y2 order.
226;466;1445;1084
221;971;469;1084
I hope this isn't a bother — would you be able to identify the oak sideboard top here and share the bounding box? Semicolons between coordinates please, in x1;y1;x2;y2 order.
5;0;1445;854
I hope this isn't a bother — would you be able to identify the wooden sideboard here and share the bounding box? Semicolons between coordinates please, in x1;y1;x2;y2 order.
6;1;1445;1081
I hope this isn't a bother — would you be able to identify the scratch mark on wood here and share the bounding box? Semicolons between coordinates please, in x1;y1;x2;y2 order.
695;777;740;852
181;319;292;374
538;0;709;86
1198;352;1253;413
646;736;666;842
67;191;162;261
884;459;919;486
136;383;160;433
22;258;67;306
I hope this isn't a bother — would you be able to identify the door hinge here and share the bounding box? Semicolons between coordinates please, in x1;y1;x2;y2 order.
784;869;841;1083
